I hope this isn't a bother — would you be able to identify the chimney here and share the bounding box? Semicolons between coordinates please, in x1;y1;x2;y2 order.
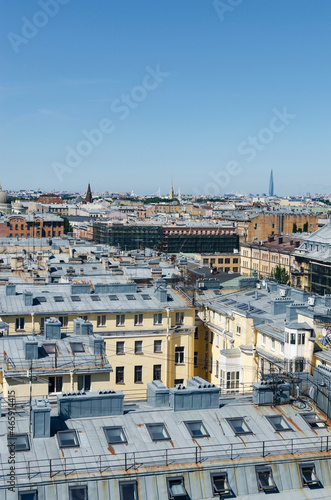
57;390;124;419
31;399;51;438
23;290;33;307
5;284;16;296
24;337;39;360
45;317;62;340
89;334;105;355
154;279;167;302
147;381;170;407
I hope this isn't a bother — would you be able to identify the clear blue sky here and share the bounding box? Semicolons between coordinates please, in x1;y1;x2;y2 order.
1;0;331;196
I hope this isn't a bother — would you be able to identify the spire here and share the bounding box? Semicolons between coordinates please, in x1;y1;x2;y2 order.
169;175;174;200
85;183;93;203
269;170;274;197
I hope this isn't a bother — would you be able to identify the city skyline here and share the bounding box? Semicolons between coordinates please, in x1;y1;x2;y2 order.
1;1;331;195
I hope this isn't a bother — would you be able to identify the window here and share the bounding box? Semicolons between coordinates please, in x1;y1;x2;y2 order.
224;371;239;391
175;312;184;325
236;325;241;335
215;360;219;378
154;340;162;353
300;464;320;487
97;315;106;327
153;364;162;381
174;379;184;385
270;338;275;350
120;481;138;500
280;341;284;354
8;434;30;451
134;314;143;326
194;352;198;367
226;417;252;435
210;331;213;344
116;341;125;354
71;295;81;302
70;342;85;353
146;423;171;441
141;294;151;300
256;466;276;491
59;316;68;328
19;492;38;500
126;294;136;301
91;295;100;301
116;367;124;384
15;317;25;331
134;365;142;383
77;374;91;391
49;376;62;394
154;313;163;325
265;415;292;432
233;258;238;264
43;343;56;355
116;314;125;326
211;473;230;496
54;296;64;302
57;430;79;448
104;426;127;444
167;477;187;499
300;412;328;428
135;340;143;354
261;333;266;345
209;356;213;373
298;333;306;345
194;327;199;339
185;421;209;438
175;346;184;364
69;486;88;500
218;258;223;264
290;333;296;344
109;294;119;300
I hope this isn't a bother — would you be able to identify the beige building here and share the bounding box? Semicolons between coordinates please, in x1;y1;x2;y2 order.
194;252;240;273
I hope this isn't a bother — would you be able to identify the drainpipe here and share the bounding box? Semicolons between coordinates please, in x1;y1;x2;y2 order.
165;308;170;386
31;312;35;335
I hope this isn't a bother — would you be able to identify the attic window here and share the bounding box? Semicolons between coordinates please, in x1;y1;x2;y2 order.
36;296;47;302
57;430;79;448
301;412;328;428
43;343;56;354
185;421;209;438
69;486;88;500
146;423;171;441
141;294;151;300
109;295;119;300
265;415;292;432
211;472;231;495
71;295;81;302
226;417;252;435
91;295;101;301
126;294;136;300
8;433;30;451
54;296;64;302
70;342;85;353
167;477;187;499
120;481;138;500
104;426;127;444
300;464;320;487
256;466;277;491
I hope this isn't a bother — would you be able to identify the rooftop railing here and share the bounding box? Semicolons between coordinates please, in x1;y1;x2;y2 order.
0;434;329;485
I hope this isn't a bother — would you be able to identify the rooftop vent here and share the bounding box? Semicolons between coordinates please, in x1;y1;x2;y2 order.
70;283;91;295
57;390;124;419
253;380;290;405
154;279;167;302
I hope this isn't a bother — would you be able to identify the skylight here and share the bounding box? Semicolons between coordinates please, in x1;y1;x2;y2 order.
91;295;101;301
146;423;171;441
70;342;85;353
104;426;127;444
71;295;81;302
7;434;30;452
54;296;64;302
57;430;79;448
109;295;119;300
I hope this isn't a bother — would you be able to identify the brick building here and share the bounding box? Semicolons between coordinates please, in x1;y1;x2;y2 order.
5;213;64;238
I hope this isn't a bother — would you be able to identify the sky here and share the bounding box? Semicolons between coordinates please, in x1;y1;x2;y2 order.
1;0;331;196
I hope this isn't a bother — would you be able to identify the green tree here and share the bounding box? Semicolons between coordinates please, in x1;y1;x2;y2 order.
63;217;73;234
292;222;297;233
272;265;289;285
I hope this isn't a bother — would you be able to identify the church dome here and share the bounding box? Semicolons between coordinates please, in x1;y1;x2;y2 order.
0;189;9;204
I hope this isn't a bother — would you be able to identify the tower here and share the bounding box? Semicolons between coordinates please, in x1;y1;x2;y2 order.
269;170;274;197
85;183;93;203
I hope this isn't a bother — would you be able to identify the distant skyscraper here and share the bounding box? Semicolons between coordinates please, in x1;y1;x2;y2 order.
269;170;274;197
